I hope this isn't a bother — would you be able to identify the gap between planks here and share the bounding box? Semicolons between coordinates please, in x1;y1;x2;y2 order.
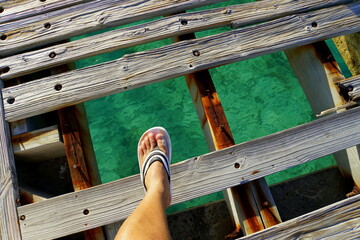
2;2;360;122
0;0;353;79
17;107;360;240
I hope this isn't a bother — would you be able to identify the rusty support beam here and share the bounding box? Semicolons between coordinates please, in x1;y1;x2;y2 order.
174;32;281;236
52;63;106;240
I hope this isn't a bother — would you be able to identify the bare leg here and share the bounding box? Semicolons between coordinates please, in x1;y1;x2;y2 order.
115;133;171;240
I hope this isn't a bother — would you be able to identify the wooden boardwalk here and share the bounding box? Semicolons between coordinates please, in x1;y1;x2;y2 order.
0;0;359;239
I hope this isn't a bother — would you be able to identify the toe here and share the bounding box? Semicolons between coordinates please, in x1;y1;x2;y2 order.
138;145;144;159
149;133;156;149
156;133;167;156
144;136;150;150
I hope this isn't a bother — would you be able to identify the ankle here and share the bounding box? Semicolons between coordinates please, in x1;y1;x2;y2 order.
145;163;171;206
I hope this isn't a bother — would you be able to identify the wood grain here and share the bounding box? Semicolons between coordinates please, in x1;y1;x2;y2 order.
0;0;91;24
12;125;65;162
238;194;360;240
179;33;281;235
52;62;106;239
0;0;353;79
17;107;360;240
0;81;21;240
285;43;360;188
0;0;223;56
3;2;360;122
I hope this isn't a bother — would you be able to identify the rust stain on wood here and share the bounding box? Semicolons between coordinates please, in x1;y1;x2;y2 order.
313;41;347;104
251;170;261;175
186;70;235;149
233;184;265;234
59;106;92;190
53;62;105;239
175;28;277;236
253;180;282;227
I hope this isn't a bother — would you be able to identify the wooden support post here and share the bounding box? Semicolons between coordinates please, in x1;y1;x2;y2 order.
51;64;105;239
0;80;22;240
174;33;281;236
19;187;50;204
285;41;360;189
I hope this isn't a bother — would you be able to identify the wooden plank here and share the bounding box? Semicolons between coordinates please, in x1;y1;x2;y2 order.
239;194;360;239
3;2;360;122
12;125;65;162
0;80;21;240
52;62;106;239
0;0;224;57
176;32;280;235
285;42;360;188
19;187;50;205
0;0;353;80
17;106;360;240
0;0;91;24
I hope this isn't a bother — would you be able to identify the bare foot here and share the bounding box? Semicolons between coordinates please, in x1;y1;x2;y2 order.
139;132;171;207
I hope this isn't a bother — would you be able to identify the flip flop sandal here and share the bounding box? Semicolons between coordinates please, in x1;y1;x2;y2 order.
138;127;172;197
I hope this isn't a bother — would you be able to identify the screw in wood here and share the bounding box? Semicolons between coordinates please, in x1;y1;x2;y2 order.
54;84;62;91
234;162;240;169
7;97;15;104
0;66;10;74
20;215;26;221
0;34;7;40
44;22;51;29
192;50;200;57
83;209;90;215
180;19;188;26
49;51;56;58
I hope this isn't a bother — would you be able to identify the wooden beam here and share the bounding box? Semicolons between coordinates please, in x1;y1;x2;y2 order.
175;32;280;235
0;0;91;24
17;107;360;240
0;80;21;240
51;62;105;239
3;2;359;122
0;0;225;57
285;42;360;188
12;125;65;162
0;0;353;80
239;194;360;239
19;187;50;205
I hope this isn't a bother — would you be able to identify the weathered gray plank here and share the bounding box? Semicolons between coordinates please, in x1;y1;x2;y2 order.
12;125;65;162
177;33;277;234
0;0;91;24
285;43;360;189
238;194;360;240
3;2;360;122
17;107;360;240
0;0;353;80
0;0;224;57
0;81;21;240
338;75;360;101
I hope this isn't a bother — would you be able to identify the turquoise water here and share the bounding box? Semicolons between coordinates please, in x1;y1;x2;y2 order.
73;0;351;213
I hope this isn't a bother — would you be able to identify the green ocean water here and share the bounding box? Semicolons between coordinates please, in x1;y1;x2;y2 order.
73;0;351;213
